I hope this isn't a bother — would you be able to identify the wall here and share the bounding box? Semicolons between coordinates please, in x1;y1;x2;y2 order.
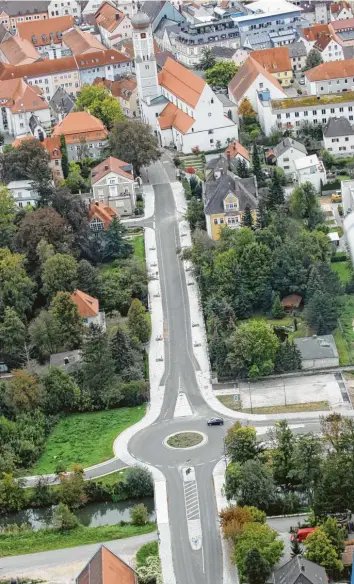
80;60;131;85
277;148;306;175
229;71;286;113
48;0;81;18
302;357;339;369
297;167;327;192
92;170;135;216
67;139;106;161
306;75;354;95
321;39;344;62
0;11;48;33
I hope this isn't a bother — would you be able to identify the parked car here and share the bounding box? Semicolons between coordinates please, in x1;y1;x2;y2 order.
299;78;305;85
291;527;317;543
207;417;224;426
331;193;342;203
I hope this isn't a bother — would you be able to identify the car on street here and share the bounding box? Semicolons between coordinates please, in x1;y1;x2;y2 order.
207;417;224;426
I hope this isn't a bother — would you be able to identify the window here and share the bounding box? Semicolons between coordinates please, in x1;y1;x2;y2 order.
330;108;335;113
259;82;263;89
350;107;353;112
145;65;149;70
346;137;349;141
313;110;317;115
295;112;299;118
90;217;104;231
55;159;59;166
213;218;218;225
350;116;354;121
210;139;214;144
332;138;339;142
286;113;290;119
321;109;326;114
211;98;214;104
283;157;289;162
277;114;281;119
284;165;290;170
208;130;213;135
304;111;308;117
339;146;347;151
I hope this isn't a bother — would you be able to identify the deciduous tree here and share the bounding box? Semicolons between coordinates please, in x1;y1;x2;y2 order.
305;48;323;70
76;84;124;129
42;367;80;413
4;369;42;414
58;465;86;509
244;548;271;584
29;309;62;359
238;98;257;121
77;259;102;299
227;320;279;378
234;521;283;578
125;465;154;498
225;422;259;464
0;472;25;512
106;120;160;175
197;47;216;70
49;292;84;350
305;529;343;574
0;186;16;249
128;299;151;344
0;307;27;367
42;253;78;299
0;248;35;319
52;502;79;530
205;61;238;88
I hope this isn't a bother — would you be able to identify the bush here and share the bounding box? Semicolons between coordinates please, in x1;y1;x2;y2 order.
125;466;154;498
119;380;149;406
136;541;159;567
52;503;79;530
330;252;347;263
130;503;149;525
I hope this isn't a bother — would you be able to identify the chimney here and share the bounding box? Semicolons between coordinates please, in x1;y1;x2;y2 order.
104;164;109;170
115;13;120;20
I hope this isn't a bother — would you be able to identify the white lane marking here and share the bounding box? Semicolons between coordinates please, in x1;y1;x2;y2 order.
174;378;194;417
202;546;205;573
182;466;202;551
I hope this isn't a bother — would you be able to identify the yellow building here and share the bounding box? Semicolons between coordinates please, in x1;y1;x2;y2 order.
204;156;258;240
251;47;293;87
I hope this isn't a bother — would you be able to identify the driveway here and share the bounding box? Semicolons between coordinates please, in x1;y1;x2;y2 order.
267;514;309;568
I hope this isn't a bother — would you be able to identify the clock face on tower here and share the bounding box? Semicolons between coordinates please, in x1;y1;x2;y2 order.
140;33;146;38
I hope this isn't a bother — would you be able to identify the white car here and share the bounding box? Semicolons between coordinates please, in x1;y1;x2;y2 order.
299;78;305;85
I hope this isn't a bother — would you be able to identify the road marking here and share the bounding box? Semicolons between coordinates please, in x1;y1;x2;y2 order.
202;546;205;573
197;462;204;466
182;466;202;551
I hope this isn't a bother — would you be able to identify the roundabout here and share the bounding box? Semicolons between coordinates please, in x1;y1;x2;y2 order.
164;431;207;449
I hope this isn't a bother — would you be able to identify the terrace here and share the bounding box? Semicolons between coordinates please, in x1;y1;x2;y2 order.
272;91;354;110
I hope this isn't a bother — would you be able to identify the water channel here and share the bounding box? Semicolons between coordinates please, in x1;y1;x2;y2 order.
0;497;155;531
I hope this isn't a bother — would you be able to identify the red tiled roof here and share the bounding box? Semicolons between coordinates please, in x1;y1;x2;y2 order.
281;294;302;308
158;57;205;108
0;77;48;113
42;135;62;159
302;24;330;41
62;28;105;55
224;140;250;161
88;201;120;230
228;56;285;103
71;289;99;318
330;18;354;31
157;101;195;134
251;47;292;74
17;15;74;46
52;111;107;143
91;156;133;184
95;2;125;33
305;57;354;80
314;34;332;51
0;36;40;65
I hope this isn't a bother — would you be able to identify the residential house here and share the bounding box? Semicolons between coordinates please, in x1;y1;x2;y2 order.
204;155;258;240
91;156;136;216
140;0;184;33
224;140;250;169
287;41;307;71
49;85;75;122
0;77;51;138
17;15;74;59
330;1;353;21
216;93;238;123
88;200;120;231
295;335;339;369
6;179;38;207
293;154;327;192
71;289;106;331
251;47;293;87
300;23;330;53
328;18;354;46
272;556;328;584
47;0;81;19
273;137;307;175
75;545;137;584
323;116;354;155
62;27;106;55
228;56;286;115
313;34;344;62
182;2;214;25
0;2;50;34
133;15;237;153
94;76;139;118
0;36;41;65
76;49;131;85
211;46;240;63
305;58;354;95
95;2;132;48
52;111;107;161
257;91;354;136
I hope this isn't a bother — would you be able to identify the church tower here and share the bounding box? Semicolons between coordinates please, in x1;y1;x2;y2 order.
131;12;160;103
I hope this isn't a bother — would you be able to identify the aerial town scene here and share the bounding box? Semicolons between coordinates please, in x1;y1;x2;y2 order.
2;0;354;583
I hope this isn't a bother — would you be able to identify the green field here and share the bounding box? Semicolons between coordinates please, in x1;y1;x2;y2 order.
331;262;352;284
31;406;146;475
131;235;145;259
0;523;156;557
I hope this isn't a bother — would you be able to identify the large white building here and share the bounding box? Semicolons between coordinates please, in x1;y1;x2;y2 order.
323;116;354;155
293;154;327;193
132;11;237;153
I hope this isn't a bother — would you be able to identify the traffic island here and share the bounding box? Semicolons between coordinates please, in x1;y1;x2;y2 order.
163;431;207;449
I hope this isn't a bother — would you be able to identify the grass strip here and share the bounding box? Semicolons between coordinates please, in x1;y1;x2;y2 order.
0;523;156;557
242;402;329;414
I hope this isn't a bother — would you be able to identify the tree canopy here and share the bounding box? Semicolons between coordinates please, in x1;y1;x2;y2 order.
76;84;125;129
205;61;238;88
106;120;160;175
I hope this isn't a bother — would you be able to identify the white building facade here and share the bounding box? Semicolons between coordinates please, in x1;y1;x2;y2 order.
293;154;327;193
6;180;39;207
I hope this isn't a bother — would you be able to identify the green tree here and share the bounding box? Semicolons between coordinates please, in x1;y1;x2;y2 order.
0;307;27;366
41;367;80;413
60;135;69;178
110;325;144;381
274;340;302;373
244;548;271;584
128;299;151;344
304;290;338;334
234;522;284;579
0;186;16;249
65;161;88;194
293;433;322;504
80;324;117;407
224;461;242;501
0;138;51;185
271;294;285;319
271;421;297;489
205;61;238;88
77;259;102;298
322;518;345;558
197;47;216;70
238;459;276;511
268;170;285;209
305;529;343;574
236;158;250;178
103;215;133;261
305;48;323;70
49;292;84;350
238;98;257;121
227;320;279;378
186;197;206;231
321;149;336;170
52;502;79;530
31;477;54;508
4;369;42;414
0;472;25;512
252;143;263;185
29;309;62;359
291;538;303;558
106;120;160;175
125;466;153;498
130;503;149;526
242;205;254;228
58;466;86;509
75;84;124;129
42;253;78;299
0;248;35;319
225;422;259;464
51;186;88;236
289;182;324;227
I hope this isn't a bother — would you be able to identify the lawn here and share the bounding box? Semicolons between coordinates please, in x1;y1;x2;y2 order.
31;406;146;475
242;402;329;414
131;235;145;259
331;262;352;284
216;394;241;411
167;432;203;448
336;295;354;365
0;523;156;557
